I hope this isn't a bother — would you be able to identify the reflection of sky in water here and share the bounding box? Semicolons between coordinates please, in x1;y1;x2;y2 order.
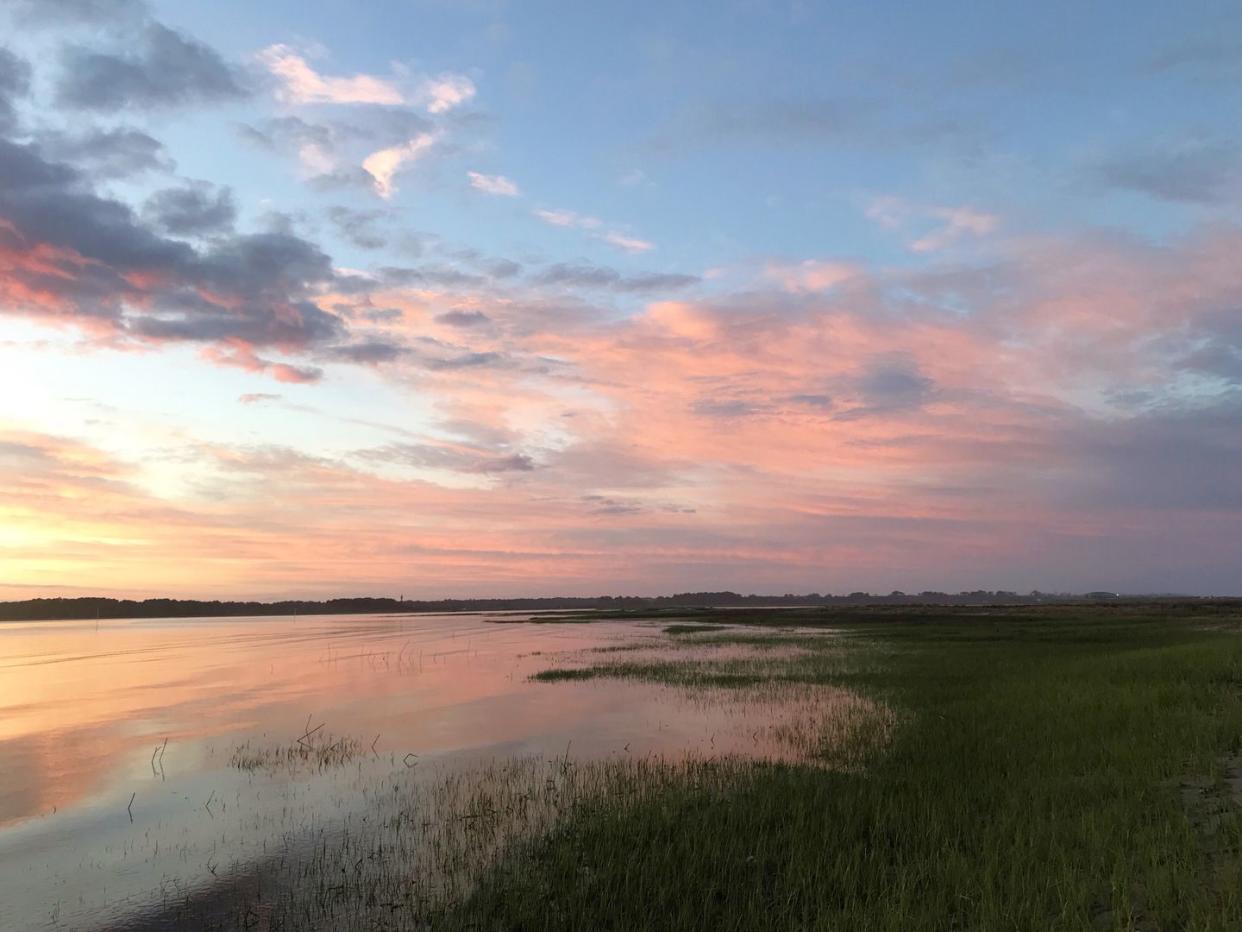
0;614;840;931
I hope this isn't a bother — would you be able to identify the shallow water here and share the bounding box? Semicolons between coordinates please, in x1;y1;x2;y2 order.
0;612;841;931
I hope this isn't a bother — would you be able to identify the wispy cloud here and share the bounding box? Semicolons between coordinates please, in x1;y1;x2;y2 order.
534;208;653;252
911;207;998;253
417;73;475;114
467;171;519;196
866;197;998;253
362;133;437;198
534;207;599;228
764;260;858;293
600;231;654;254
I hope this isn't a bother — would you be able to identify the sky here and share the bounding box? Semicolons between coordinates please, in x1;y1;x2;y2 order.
1;0;1241;600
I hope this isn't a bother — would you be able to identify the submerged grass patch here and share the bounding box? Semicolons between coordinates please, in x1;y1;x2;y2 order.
531;631;869;690
229;731;365;773
663;623;730;635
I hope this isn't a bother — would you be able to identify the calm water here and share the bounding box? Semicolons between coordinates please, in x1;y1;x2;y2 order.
0;612;811;931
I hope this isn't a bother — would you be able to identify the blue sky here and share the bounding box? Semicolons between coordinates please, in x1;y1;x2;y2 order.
144;0;1242;270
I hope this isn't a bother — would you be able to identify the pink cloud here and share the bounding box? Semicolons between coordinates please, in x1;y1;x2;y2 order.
363;134;437;198
258;45;404;105
201;341;323;383
9;203;1242;594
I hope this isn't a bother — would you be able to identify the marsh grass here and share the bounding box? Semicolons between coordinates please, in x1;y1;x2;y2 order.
230;732;365;773
146;602;1242;931
447;605;1242;931
155;683;880;931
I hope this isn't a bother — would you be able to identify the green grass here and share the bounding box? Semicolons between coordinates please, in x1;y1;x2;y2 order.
445;603;1242;931
154;601;1242;931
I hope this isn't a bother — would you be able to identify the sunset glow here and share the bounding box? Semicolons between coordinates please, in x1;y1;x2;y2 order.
2;0;1240;598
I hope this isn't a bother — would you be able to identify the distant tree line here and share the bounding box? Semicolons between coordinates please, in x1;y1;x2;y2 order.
0;589;1150;622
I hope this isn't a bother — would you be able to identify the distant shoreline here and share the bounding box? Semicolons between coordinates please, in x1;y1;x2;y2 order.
0;591;1225;623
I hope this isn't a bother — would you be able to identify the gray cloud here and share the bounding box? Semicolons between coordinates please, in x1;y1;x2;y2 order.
579;494;697;517
57;23;247;111
374;266;423;286
653;98;873;153
0;50;29;95
307;167;382;193
421;247;524;282
435;309;492;328
435;418;519;449
534;261;699;293
143;182;236;236
379;264;488;288
649;94;991;159
7;0;147;26
549;442;683;490
581;494;644;516
41;127;173;178
697;98;869;140
327;340;406;364
422;349;504;370
199;232;333;297
360;443;536;475
371;335;512;372
482;257;522;279
859;359;935;406
834;356;935;420
1068;395;1242;510
0;138;190;277
240;109;434;191
326;206;388;250
349;106;435;144
618;272;701;292
245;106;433;153
126;295;340;348
1093;140;1241;204
1178;345;1242;384
239;116;334;154
1144;38;1242;77
787;393;835;411
330;270;382;295
362;307;403;323
0;47;31;131
692;398;762;418
0;137;347;354
534;263;622;289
